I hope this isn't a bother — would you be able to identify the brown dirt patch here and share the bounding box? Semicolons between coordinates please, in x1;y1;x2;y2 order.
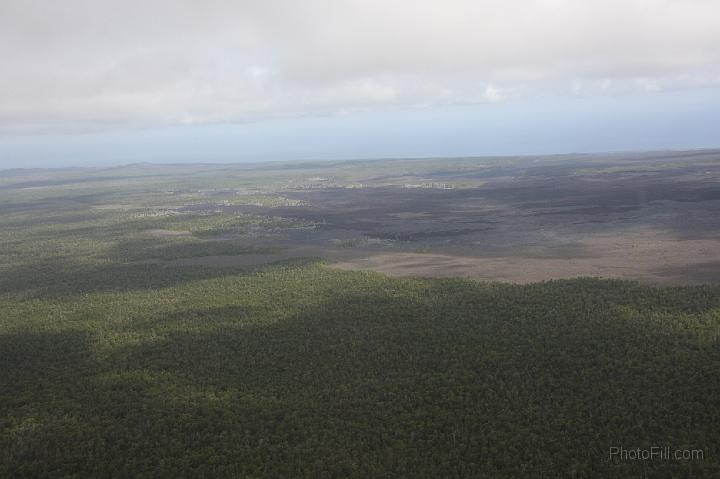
331;228;720;285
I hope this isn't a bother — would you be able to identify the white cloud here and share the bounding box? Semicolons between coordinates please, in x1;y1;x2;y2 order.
1;0;719;132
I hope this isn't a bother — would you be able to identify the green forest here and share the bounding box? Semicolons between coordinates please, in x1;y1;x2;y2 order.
1;163;719;478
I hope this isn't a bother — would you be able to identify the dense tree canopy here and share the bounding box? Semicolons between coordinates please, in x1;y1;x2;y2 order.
1;161;718;477
2;262;718;477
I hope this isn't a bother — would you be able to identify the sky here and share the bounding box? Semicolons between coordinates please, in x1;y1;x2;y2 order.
1;0;720;168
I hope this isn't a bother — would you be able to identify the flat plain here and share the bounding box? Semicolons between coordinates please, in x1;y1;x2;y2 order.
1;151;719;477
12;149;711;285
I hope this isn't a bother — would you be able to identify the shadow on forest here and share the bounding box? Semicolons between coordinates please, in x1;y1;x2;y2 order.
0;329;97;400
106;236;273;262
0;257;313;298
2;279;719;477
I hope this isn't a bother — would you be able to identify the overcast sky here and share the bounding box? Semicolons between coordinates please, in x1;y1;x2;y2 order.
2;0;720;167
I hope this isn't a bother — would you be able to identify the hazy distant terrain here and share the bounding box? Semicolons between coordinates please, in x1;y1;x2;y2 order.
5;149;718;284
1;151;719;477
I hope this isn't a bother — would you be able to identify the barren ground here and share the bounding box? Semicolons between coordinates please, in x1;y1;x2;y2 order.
166;150;720;285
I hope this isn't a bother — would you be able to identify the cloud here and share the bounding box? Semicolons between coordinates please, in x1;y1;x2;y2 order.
1;0;719;132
